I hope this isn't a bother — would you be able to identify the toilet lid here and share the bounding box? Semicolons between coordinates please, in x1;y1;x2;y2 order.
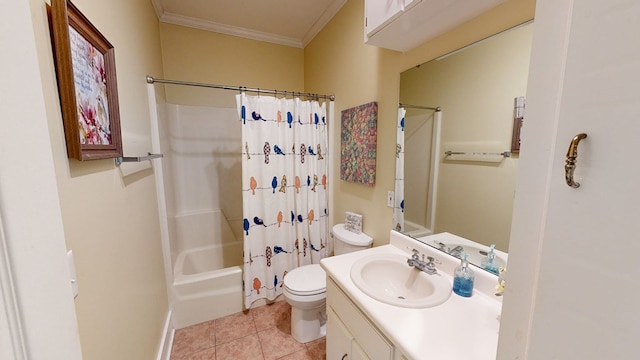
283;264;326;295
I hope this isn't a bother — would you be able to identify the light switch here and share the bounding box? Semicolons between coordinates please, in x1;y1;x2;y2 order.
387;190;394;207
67;250;78;299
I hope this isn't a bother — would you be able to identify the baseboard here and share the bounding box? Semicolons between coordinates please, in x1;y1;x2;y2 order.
156;310;174;360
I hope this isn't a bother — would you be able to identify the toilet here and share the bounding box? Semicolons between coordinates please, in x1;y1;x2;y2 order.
283;223;373;343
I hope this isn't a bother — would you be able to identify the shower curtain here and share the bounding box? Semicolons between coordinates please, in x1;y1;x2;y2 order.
393;108;406;232
237;93;329;307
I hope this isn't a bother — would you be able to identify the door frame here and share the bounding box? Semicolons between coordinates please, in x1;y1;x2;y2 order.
0;0;83;358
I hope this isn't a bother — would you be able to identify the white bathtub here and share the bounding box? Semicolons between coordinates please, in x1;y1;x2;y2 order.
403;220;433;238
170;210;244;329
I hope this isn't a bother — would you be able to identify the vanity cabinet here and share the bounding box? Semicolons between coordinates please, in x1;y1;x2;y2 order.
321;234;502;359
326;278;402;360
326;308;353;360
364;0;506;52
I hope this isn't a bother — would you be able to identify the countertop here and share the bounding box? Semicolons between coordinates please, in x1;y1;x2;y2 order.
320;230;502;360
417;231;509;270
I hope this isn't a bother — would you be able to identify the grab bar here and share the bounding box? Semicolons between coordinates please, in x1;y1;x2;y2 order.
115;153;163;166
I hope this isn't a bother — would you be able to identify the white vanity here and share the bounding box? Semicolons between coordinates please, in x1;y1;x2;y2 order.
320;230;502;360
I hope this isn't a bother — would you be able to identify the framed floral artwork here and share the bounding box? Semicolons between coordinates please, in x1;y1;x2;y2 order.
50;0;122;160
340;102;377;186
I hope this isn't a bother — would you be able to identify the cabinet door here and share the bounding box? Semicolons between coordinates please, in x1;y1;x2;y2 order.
351;340;372;360
327;279;394;359
364;0;404;36
327;308;353;360
394;352;409;360
404;0;422;11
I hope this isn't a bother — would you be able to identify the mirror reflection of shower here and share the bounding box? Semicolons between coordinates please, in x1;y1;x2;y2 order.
396;104;441;237
397;21;533;260
398;107;441;238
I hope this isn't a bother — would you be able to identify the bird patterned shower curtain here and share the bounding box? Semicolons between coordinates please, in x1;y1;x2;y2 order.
237;92;329;308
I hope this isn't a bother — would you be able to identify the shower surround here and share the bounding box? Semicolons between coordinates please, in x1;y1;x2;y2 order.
150;89;245;329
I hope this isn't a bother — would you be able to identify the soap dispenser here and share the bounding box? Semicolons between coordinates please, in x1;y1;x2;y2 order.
481;244;500;275
453;252;474;297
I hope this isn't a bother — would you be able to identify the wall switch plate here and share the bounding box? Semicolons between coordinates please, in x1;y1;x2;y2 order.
387;190;394;207
67;250;78;299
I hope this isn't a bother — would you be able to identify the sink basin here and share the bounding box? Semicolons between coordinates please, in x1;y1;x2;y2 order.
350;253;451;308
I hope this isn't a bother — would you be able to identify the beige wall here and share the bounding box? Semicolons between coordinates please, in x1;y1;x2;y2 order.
30;0;168;359
305;0;536;246
400;23;533;251
304;0;398;246
158;22;305;107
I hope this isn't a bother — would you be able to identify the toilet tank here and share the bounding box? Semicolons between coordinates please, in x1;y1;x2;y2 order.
332;224;373;255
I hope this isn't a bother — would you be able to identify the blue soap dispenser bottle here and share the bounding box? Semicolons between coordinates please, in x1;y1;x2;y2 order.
453;252;474;297
481;244;500;275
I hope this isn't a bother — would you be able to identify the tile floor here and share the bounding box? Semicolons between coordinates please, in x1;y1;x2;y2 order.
170;301;326;360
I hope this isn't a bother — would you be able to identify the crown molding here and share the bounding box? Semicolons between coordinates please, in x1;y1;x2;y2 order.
159;12;304;48
302;0;347;47
150;0;164;19
152;0;347;49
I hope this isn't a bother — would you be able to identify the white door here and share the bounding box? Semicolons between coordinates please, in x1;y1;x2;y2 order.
1;0;83;359
499;0;640;358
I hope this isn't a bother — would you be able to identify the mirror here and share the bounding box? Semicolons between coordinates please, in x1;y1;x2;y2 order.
394;22;534;271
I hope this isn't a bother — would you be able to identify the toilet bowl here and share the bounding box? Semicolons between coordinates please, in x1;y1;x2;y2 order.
283;264;327;343
283;224;373;343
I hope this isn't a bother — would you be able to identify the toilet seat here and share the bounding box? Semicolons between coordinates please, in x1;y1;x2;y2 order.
283;264;326;296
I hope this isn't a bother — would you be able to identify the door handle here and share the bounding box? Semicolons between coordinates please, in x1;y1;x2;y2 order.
565;133;587;188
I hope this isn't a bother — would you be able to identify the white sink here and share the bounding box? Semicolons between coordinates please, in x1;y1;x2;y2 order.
350;253;452;308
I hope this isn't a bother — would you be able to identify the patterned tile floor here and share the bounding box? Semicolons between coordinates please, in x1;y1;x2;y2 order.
170;301;326;360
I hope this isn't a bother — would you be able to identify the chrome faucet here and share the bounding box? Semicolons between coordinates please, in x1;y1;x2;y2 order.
433;241;463;258
449;245;464;259
407;249;439;275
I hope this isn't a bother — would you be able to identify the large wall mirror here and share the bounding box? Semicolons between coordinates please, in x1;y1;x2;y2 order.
394;21;533;271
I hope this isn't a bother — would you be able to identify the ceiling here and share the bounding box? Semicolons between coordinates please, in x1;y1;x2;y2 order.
151;0;348;48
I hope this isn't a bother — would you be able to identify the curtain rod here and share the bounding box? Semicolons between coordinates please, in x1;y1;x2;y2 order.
146;76;335;101
399;103;441;111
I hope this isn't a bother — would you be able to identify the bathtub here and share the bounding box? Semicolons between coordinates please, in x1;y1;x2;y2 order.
170;210;244;329
403;220;433;238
